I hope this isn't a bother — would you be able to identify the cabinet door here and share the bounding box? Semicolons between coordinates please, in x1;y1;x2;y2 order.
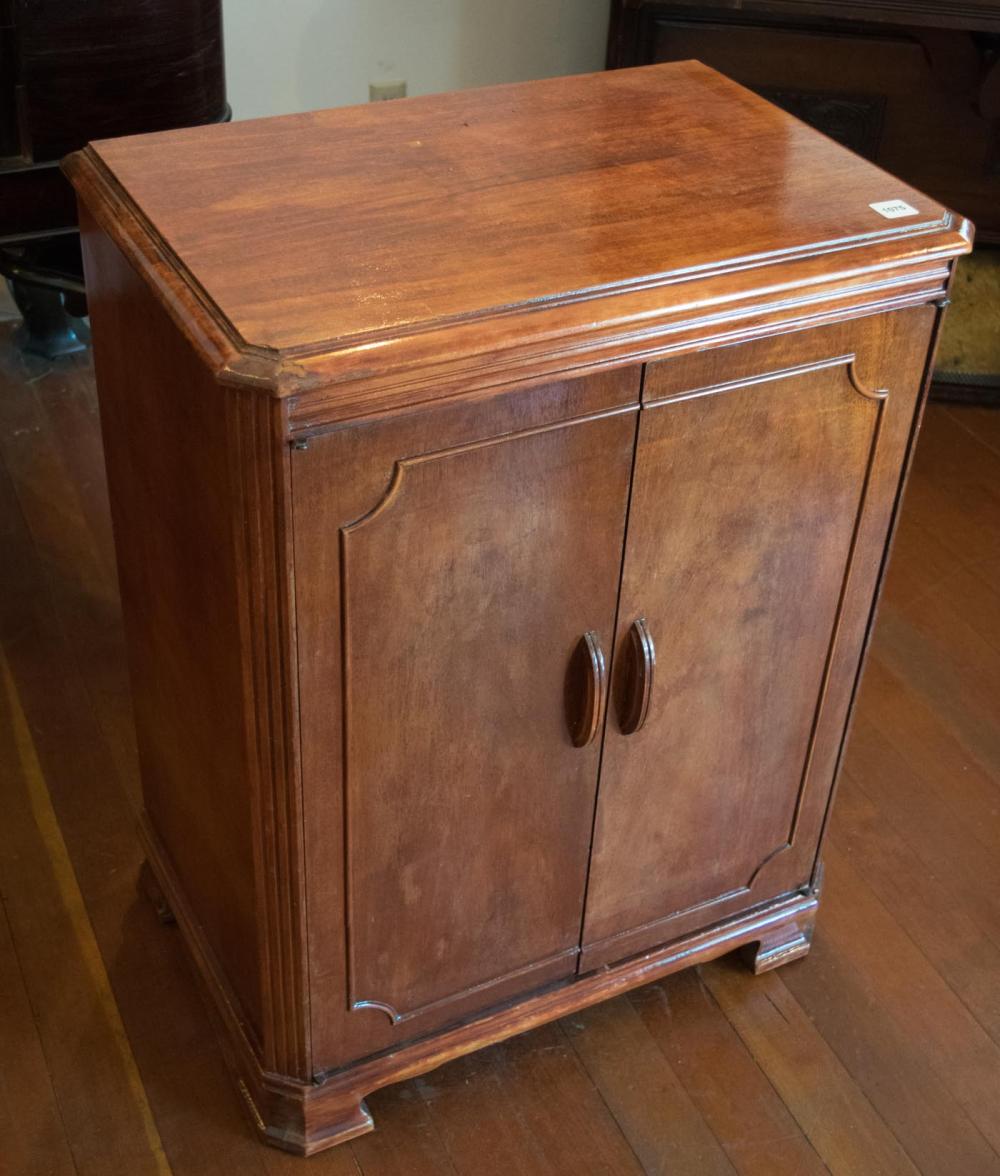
581;312;934;970
294;371;638;1067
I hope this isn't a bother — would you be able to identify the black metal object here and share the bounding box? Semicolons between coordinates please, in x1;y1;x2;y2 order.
0;0;228;358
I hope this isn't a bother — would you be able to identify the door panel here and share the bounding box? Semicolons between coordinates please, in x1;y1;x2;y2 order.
340;418;633;1017
294;370;639;1068
581;313;933;969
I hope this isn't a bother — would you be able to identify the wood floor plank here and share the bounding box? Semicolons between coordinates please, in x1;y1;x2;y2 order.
563;995;737;1176
27;359;140;805
842;716;1000;948
348;1083;454;1176
781;949;999;1176
412;1047;555;1176
874;598;1000;783
0;892;78;1176
0;340;117;584
881;501;1000;660
858;657;1000;855
629;970;827;1176
362;1020;649;1176
944;405;1000;459
0;352;274;1176
26;351;118;581
880;511;967;609
0;643;171;1176
497;1022;646;1175
0;346;111;607
701;957;920;1176
832;771;1000;1044
0;339;140;808
900;406;1000;567
785;855;1000;1174
810;842;1000;1157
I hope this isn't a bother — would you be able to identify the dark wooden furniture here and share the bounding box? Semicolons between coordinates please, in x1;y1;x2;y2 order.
608;0;1000;242
0;0;227;354
65;62;971;1155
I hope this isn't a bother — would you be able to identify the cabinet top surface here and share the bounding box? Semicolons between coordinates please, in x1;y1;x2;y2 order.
74;61;969;360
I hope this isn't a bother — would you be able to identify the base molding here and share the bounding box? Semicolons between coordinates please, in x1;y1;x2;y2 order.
744;925;814;974
140;818;819;1155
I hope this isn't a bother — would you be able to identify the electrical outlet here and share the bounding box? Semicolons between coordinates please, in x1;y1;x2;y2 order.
369;81;407;102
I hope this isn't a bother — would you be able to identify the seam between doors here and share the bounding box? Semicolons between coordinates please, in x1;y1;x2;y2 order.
574;366;647;971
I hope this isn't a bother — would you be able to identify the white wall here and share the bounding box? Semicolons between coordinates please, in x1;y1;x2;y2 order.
223;0;611;120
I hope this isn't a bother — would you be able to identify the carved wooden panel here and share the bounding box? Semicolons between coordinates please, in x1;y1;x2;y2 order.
755;87;886;157
580;313;930;969
624;9;1000;235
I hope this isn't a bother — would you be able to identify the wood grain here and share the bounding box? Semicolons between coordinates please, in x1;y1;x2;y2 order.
293;374;637;1060
782;843;1000;1172
62;59;974;1157
563;997;737;1176
80;207;266;1053
0;651;169;1176
832;771;1000;1044
630;970;828;1176
64;63;968;420
701;959;922;1175
76;63;960;354
2;321;999;1171
0;894;76;1176
582;311;933;968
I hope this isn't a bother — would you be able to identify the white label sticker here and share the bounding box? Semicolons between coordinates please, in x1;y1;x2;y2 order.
870;199;919;220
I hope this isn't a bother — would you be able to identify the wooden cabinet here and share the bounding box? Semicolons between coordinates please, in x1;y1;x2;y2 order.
67;62;971;1154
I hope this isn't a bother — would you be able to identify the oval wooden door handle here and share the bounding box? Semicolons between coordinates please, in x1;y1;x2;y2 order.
566;630;606;748
618;616;655;735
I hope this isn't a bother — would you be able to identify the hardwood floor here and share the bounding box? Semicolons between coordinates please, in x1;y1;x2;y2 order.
1;318;998;1176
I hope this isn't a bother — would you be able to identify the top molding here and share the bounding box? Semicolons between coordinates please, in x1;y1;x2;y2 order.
65;62;972;422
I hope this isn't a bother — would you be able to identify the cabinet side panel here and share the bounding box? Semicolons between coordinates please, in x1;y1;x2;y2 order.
80;207;261;1040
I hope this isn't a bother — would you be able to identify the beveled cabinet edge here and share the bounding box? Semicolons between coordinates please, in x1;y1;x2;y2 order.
63;144;972;431
62;148;298;394
224;389;311;1080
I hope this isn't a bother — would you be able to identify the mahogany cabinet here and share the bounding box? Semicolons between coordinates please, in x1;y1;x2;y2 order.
66;62;972;1154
